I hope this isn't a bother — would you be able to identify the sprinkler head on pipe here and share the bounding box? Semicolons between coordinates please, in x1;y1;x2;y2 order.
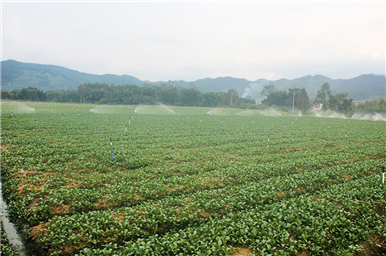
42;243;52;255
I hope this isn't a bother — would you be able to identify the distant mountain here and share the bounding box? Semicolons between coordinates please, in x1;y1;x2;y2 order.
259;74;385;101
193;76;251;95
185;74;385;101
1;59;384;101
1;59;143;91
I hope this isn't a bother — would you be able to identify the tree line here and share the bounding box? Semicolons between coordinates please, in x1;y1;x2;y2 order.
258;82;369;114
0;82;254;108
314;82;353;113
2;81;383;114
260;85;311;114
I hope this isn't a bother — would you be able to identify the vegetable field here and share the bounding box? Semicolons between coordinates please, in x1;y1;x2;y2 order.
1;102;385;256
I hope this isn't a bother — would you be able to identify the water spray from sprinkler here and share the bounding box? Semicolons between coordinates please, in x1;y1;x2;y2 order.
267;135;270;147
110;138;113;160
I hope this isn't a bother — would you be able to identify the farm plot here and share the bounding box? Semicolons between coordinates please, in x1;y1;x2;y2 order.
1;102;385;255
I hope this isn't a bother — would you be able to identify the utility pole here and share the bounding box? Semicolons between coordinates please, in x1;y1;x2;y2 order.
292;91;296;112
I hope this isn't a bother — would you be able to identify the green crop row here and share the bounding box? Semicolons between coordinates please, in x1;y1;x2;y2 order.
76;174;385;256
35;159;384;255
1;102;385;256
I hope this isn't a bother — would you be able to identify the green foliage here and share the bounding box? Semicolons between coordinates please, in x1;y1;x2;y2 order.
314;83;355;114
7;83;249;108
1;102;385;256
315;82;331;110
328;93;353;113
1;220;16;256
262;87;311;113
358;97;386;113
1;90;11;99
260;84;276;98
16;87;46;101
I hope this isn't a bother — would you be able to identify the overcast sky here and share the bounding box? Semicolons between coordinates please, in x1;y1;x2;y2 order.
2;1;385;82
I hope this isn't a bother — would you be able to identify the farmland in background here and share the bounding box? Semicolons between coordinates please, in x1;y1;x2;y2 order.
1;101;385;256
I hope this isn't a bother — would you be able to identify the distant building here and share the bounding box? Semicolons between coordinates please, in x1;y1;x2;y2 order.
312;103;323;111
353;101;365;107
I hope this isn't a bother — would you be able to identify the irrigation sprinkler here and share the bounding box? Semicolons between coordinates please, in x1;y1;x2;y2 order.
34;119;36;127
267;135;270;147
381;166;385;184
110;138;114;159
344;132;347;142
10;112;13;118
222;119;224;129
129;119;131;125
62;115;64;120
125;125;127;135
42;243;52;256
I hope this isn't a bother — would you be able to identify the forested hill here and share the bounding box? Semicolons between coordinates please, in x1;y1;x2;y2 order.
1;59;385;100
1;59;143;91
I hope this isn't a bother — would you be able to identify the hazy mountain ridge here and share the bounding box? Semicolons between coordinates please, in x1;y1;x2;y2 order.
1;59;384;100
1;60;143;91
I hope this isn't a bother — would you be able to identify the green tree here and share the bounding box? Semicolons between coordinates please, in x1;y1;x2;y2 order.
1;90;11;99
263;90;288;107
260;84;276;98
222;89;239;106
359;97;386;112
315;82;331;110
298;87;311;113
10;89;19;100
17;87;46;101
328;93;353;113
286;88;300;110
200;92;222;107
